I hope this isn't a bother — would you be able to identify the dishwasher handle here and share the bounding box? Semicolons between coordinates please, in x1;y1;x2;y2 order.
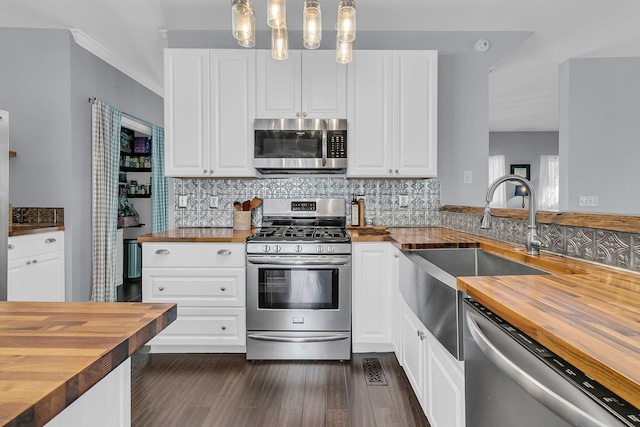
465;310;609;427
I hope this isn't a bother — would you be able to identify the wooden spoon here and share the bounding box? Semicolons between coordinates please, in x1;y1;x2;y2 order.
233;201;242;211
242;200;251;211
249;197;263;210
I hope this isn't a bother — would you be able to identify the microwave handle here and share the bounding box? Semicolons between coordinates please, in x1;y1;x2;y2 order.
321;119;328;166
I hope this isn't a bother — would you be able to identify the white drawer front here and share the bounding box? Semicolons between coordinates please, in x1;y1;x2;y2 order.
142;242;245;268
8;231;64;261
149;307;246;347
143;268;245;307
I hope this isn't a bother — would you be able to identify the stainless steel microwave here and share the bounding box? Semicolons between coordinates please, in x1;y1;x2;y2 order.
254;119;347;174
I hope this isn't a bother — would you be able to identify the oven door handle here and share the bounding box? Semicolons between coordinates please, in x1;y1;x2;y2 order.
247;257;350;266
248;333;350;343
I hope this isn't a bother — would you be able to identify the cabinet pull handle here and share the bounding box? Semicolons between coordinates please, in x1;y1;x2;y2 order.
221;287;226;292
45;238;57;243
221;326;227;331
158;286;165;291
8;244;14;250
155;249;170;255
217;249;232;256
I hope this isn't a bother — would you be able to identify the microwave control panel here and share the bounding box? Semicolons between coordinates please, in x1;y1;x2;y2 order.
328;132;347;158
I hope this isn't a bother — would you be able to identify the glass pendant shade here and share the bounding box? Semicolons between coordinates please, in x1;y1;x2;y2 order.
303;0;322;49
336;39;352;64
271;27;289;60
267;0;286;29
336;0;356;42
232;0;254;46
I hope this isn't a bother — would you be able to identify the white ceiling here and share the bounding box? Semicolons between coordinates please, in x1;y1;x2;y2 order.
2;0;640;131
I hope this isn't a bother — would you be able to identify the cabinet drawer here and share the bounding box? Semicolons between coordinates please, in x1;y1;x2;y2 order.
8;231;64;261
149;307;246;347
142;242;245;268
143;268;245;307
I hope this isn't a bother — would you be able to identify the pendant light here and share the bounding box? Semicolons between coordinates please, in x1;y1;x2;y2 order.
336;0;356;43
231;0;255;47
267;0;286;29
303;0;322;50
336;39;352;64
272;27;289;60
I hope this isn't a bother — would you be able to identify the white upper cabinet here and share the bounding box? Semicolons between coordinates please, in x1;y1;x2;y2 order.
256;50;347;119
164;49;256;177
348;50;438;178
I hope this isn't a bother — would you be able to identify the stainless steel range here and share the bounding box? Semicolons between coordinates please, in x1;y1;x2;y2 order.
246;198;351;360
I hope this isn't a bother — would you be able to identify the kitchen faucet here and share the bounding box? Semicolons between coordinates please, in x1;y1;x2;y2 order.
480;174;544;256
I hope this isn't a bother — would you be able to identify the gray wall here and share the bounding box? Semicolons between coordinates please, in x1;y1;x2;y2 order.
559;57;640;215
1;28;163;301
169;30;531;207
489;131;559;208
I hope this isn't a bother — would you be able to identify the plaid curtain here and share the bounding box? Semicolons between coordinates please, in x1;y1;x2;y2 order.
151;125;168;232
91;100;121;302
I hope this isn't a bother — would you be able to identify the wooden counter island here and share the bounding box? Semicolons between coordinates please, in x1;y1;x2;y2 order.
0;302;176;427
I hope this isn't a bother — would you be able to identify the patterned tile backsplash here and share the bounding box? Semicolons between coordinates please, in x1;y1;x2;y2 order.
11;207;64;225
172;177;441;228
441;210;640;273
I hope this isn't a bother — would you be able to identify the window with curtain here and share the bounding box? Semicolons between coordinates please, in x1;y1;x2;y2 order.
488;155;506;207
539;155;559;210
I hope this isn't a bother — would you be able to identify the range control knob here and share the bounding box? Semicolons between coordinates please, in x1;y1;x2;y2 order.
316;245;324;253
273;245;282;253
294;245;303;253
262;245;271;253
327;245;335;253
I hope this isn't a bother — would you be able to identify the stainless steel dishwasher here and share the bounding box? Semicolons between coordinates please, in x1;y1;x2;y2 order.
463;298;640;427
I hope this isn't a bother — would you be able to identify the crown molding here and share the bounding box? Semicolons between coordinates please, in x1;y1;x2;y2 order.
70;29;163;97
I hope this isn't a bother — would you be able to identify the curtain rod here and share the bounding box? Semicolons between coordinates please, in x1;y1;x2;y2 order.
88;96;156;129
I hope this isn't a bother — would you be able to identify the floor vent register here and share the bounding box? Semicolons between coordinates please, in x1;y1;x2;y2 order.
362;357;388;386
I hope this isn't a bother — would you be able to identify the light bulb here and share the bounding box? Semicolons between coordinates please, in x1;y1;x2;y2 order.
336;39;352;64
267;0;286;29
232;0;253;43
336;0;356;43
272;27;289;60
303;0;322;49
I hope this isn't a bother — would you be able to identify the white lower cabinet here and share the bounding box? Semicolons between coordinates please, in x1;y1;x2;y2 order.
399;292;465;427
8;230;65;301
352;243;394;352
142;242;246;353
46;358;131;427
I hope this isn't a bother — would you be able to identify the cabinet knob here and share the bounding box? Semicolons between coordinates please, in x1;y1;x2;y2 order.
26;260;31;265
204;169;208;174
155;249;170;255
221;326;227;331
217;249;232;256
45;238;57;243
417;330;425;341
388;169;392;174
209;170;214;174
221;287;226;292
158;286;165;291
302;112;307;117
296;112;301;117
32;259;37;264
8;244;14;250
395;169;399;174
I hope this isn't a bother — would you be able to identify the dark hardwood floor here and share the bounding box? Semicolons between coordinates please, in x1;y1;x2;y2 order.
131;352;430;427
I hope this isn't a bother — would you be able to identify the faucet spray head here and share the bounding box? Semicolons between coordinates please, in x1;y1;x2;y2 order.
480;204;492;229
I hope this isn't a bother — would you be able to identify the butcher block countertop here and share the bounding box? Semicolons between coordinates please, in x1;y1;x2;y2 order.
137;227;255;243
0;302;176;427
8;224;65;237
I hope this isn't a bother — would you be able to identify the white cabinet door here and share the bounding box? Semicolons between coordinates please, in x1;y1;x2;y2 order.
165;49;256;178
210;50;256;176
256;50;346;119
347;51;394;177
164;49;210;177
301;50;347;118
393;51;438;177
401;300;427;412
348;50;438;178
8;231;65;302
352;243;394;352
427;334;465;427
